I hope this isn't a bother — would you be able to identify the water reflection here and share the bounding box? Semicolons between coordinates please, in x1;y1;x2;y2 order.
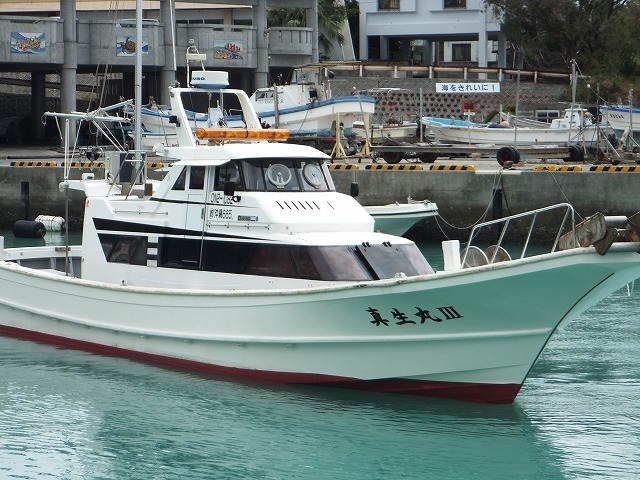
0;243;639;479
0;335;570;480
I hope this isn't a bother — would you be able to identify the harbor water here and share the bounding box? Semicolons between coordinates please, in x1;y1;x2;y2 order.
1;237;640;479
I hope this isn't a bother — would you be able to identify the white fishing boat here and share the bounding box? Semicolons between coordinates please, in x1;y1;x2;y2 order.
237;81;376;136
599;104;640;147
428;108;607;146
3;63;640;403
132;75;376;148
352;120;421;144
365;199;438;236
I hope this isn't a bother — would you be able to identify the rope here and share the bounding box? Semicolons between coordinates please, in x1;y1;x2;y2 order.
433;170;505;240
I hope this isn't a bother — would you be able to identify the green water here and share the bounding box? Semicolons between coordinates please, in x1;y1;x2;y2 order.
0;238;639;479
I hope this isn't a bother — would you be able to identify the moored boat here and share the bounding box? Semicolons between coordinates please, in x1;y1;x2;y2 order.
365;199;438;236
428;107;610;146
599;104;640;147
2;70;640;404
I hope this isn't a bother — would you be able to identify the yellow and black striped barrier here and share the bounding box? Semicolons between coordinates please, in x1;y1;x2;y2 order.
534;165;583;172
365;164;423;170
10;161;57;167
589;165;640;172
329;164;359;170
429;164;475;171
61;161;104;168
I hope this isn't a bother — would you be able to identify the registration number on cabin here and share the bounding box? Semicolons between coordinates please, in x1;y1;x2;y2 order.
210;208;232;220
210;191;235;205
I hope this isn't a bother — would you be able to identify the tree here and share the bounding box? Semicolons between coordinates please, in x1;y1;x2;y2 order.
267;0;347;58
485;0;631;75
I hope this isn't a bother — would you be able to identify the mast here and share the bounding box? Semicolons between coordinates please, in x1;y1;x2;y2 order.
134;0;143;162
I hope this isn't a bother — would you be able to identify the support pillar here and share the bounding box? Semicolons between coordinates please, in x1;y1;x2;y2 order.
254;0;268;90
31;72;46;142
60;0;77;145
306;1;319;62
497;31;507;69
160;0;176;104
379;36;389;61
477;11;488;79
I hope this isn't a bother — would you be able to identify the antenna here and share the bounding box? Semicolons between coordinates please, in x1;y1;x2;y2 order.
186;39;207;86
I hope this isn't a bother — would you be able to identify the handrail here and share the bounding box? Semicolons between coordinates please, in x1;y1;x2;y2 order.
461;203;576;267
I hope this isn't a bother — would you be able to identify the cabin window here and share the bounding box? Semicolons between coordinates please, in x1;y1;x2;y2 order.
290;246;373;281
356;243;433;279
189;166;206;190
535;110;561;123
265;159;301;192
159;237;201;268
99;234;148;265
201;241;254;273
215;161;244;191
300;161;328;190
244;244;298;277
241;160;266;191
223;158;332;193
172;167;187;191
156;238;431;281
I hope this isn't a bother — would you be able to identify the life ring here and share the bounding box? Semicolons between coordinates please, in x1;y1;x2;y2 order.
496;146;519;166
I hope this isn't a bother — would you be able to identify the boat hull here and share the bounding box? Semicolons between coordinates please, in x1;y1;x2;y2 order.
251;98;375;135
430;123;602;146
365;202;438;236
1;246;639;403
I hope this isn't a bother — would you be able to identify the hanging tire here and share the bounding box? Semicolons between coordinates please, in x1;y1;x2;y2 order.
568;144;584;163
381;140;403;164
496;146;519;166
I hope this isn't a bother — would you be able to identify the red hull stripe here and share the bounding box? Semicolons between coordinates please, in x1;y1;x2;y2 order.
0;325;521;404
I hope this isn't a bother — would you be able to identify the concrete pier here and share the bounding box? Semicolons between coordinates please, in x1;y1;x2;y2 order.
1;155;640;241
330;166;640;239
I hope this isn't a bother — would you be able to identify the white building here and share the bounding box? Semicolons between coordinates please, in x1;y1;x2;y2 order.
358;0;508;68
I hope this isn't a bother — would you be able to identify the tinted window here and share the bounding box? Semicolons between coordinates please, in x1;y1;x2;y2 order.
356;243;433;279
215;162;244;191
156;238;431;281
100;234;148;265
172;167;186;190
159;237;201;268
189;166;205;190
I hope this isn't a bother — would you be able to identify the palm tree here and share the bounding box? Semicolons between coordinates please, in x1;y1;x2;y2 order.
268;0;347;59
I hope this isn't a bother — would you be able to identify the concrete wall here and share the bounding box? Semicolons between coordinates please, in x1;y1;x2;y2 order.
331;169;640;240
2;167;640;243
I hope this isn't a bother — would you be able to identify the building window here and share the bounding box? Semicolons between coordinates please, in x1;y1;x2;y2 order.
452;43;471;62
378;0;400;11
444;0;466;9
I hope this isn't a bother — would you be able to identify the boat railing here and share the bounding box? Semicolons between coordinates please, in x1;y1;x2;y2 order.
461;203;576;267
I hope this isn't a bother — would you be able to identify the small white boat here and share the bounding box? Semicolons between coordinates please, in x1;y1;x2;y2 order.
429;108;608;146
365;200;438;236
238;82;376;136
4;70;640;404
352;120;421;144
132;75;376;148
599;104;640;146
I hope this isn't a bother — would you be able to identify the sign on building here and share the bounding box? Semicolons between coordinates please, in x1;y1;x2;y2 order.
436;83;500;93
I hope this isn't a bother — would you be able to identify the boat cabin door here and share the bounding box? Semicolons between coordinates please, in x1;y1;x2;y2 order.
185;165;207;232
